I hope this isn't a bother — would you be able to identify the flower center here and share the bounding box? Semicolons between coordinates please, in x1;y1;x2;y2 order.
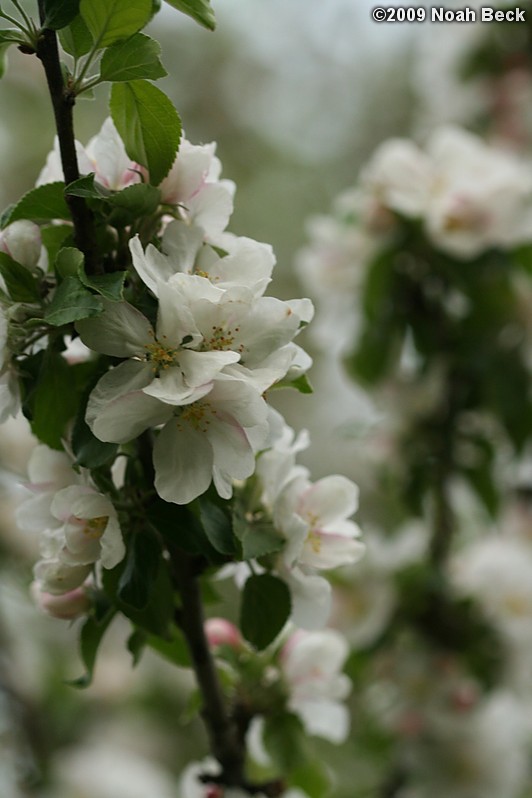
177;401;217;433
200;324;243;353
144;340;178;372
82;516;108;539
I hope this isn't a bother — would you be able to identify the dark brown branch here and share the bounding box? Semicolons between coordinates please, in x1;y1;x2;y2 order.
171;548;245;785
35;1;101;275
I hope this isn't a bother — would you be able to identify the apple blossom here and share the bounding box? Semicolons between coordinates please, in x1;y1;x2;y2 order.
280;629;351;743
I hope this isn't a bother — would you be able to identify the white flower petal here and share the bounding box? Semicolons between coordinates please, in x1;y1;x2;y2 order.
291;699;349;743
162;219;204;274
153;420;213;504
298;475;359;527
77;299;153;357
284;568;332;630
87;361;173;443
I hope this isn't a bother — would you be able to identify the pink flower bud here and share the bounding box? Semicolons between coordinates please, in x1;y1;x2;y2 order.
395;710;425;738
204;618;242;649
449;683;479;713
31;582;91;620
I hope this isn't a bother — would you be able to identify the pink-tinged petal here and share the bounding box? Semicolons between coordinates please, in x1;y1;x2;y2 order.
32;582;91;619
86;361;173;443
51;485;97;523
282;629;349;684
298;475;359;527
159;140;215;204
153;420;213;505
86;118;140;191
77;299;153;357
299;529;365;570
33;558;92;595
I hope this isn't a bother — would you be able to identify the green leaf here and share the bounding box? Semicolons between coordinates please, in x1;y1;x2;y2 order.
106;182;161;217
65;173;111;199
30;355;96;449
263;713;307;773
232;498;284;561
55;246;84;279
70;608;116;688
6;182;70;224
79;268;126;302
72;416;118;468
80;0;153;49
198;498;236;555
149;498;221;561
41;224;73;265
127;628;147;665
289;761;331;798
59;14;93;56
45;276;103;326
72;395;118;467
110;80;181;185
163;0;215;30
104;554;175;637
274;373;313;394
147;627;191;668
240;574;291;650
43;0;81;29
0;252;40;302
99;33;166;82
118;531;162;610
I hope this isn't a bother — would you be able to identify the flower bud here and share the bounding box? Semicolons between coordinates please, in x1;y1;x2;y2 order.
204;618;242;649
0;221;42;269
31;581;91;620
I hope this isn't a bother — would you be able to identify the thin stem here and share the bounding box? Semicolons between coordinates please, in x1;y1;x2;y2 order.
0;8;31;32
35;0;101;275
9;0;35;34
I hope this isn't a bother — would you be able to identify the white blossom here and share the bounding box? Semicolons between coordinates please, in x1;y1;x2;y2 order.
280;629;351;743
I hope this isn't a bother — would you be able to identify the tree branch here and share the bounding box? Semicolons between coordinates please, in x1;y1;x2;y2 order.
170;548;246;785
35;1;101;275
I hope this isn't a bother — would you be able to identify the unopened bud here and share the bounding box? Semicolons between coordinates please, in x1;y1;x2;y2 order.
0;221;42;270
205;617;242;649
31;582;91;620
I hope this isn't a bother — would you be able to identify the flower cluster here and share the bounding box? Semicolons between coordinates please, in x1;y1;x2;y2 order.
253;416;365;628
18;445;124;605
298;126;532;355
56;118;313;505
